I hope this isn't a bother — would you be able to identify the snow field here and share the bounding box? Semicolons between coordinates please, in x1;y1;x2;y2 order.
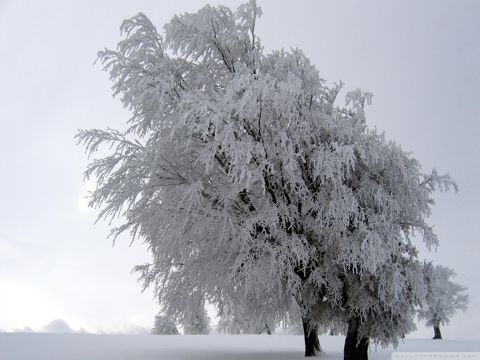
1;334;480;360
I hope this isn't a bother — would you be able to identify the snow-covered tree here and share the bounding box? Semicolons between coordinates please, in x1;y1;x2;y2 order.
217;314;243;334
183;311;210;334
158;285;211;334
182;296;211;335
217;313;273;334
77;2;455;358
418;263;468;339
151;315;179;335
330;127;456;359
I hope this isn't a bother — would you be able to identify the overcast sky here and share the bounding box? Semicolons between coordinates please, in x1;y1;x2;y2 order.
0;0;479;338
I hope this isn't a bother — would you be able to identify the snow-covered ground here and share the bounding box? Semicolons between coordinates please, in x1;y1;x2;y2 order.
1;334;479;360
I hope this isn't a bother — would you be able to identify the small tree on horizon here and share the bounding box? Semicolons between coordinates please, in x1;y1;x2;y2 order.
151;315;179;335
418;263;468;340
217;314;273;334
182;303;211;335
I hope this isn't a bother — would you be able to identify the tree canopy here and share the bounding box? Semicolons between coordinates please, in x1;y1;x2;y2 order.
78;1;457;358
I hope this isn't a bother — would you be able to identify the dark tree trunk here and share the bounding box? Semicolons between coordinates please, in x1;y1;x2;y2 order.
344;317;369;360
433;324;442;339
302;317;321;357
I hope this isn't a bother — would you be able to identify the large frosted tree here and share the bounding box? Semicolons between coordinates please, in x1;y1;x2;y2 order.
78;2;455;358
418;263;468;339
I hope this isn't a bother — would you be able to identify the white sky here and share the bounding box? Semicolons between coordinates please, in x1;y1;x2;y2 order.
0;0;479;339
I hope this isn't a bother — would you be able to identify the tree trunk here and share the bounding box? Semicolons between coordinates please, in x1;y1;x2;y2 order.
433;324;442;340
302;317;321;357
344;317;369;360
